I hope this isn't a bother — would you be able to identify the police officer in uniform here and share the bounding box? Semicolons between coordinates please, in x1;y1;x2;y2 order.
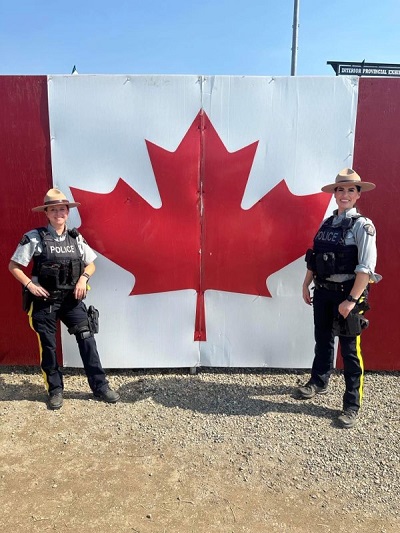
298;169;381;428
9;189;120;410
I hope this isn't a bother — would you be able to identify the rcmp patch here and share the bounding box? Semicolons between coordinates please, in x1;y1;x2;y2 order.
363;224;375;236
19;235;30;245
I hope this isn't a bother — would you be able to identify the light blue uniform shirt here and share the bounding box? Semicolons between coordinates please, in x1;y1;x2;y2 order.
11;225;97;282
324;208;381;283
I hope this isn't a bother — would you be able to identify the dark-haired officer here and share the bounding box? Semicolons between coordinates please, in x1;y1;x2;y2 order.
298;169;381;428
9;188;120;410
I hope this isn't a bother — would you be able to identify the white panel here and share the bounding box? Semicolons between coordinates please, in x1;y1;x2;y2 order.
200;76;358;367
48;75;201;368
48;74;202;216
61;254;200;368
48;75;358;369
201;259;315;368
201;75;358;204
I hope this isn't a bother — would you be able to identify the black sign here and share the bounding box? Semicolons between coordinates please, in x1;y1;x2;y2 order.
327;61;400;77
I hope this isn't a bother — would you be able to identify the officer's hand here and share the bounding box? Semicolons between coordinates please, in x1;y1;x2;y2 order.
28;283;50;299
338;300;355;319
302;285;313;305
74;277;88;300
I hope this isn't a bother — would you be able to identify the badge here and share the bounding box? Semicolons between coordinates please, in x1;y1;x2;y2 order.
363;224;375;236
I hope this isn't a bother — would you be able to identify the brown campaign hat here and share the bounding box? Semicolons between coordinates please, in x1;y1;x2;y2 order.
32;188;81;212
321;168;376;193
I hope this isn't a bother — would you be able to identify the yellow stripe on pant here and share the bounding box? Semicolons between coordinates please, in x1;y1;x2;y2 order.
27;302;49;393
356;334;364;406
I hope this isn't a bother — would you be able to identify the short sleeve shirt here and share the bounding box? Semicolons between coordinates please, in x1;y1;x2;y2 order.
11;225;97;269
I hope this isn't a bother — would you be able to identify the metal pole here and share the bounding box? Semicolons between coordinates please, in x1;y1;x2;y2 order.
291;0;300;76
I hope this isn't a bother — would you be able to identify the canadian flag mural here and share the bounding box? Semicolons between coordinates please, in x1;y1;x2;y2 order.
0;75;397;370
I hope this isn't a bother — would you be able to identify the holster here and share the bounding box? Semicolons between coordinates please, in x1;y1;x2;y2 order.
22;287;33;313
67;306;99;338
87;306;99;334
305;248;316;271
333;312;369;337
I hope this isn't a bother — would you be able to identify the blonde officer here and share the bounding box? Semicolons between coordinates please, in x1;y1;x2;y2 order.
9;189;120;410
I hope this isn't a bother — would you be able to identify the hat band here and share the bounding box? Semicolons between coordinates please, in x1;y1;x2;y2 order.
44;199;69;206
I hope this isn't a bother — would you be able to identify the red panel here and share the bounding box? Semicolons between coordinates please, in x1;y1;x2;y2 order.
353;78;400;370
0;76;53;365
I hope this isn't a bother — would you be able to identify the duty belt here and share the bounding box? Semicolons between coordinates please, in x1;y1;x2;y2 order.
45;289;73;301
314;279;354;292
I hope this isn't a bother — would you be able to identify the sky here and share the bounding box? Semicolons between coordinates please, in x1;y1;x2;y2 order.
0;0;399;77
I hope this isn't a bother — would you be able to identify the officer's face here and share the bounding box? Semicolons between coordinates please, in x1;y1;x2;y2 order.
45;205;69;227
334;185;361;213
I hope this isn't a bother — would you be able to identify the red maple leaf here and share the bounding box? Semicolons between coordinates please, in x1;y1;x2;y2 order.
71;111;330;341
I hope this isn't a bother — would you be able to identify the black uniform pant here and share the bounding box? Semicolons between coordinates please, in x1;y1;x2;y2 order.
311;285;364;412
30;294;108;395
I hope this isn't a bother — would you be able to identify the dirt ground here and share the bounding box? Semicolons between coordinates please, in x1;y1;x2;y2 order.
0;367;399;533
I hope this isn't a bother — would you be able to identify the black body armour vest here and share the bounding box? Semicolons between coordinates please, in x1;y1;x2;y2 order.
311;215;359;279
32;228;84;291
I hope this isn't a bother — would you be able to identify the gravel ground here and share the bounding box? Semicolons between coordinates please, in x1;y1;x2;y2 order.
0;366;399;533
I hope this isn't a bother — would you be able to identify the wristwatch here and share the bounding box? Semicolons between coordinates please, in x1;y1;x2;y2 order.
346;295;358;303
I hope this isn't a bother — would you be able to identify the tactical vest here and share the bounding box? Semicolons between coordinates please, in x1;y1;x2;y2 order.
308;215;360;279
32;227;84;291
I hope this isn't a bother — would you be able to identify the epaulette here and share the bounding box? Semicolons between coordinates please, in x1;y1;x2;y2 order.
36;226;49;239
68;228;80;238
341;214;362;230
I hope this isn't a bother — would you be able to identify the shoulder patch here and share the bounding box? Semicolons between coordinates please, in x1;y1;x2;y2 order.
19;235;30;245
363;223;375;236
75;232;88;245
